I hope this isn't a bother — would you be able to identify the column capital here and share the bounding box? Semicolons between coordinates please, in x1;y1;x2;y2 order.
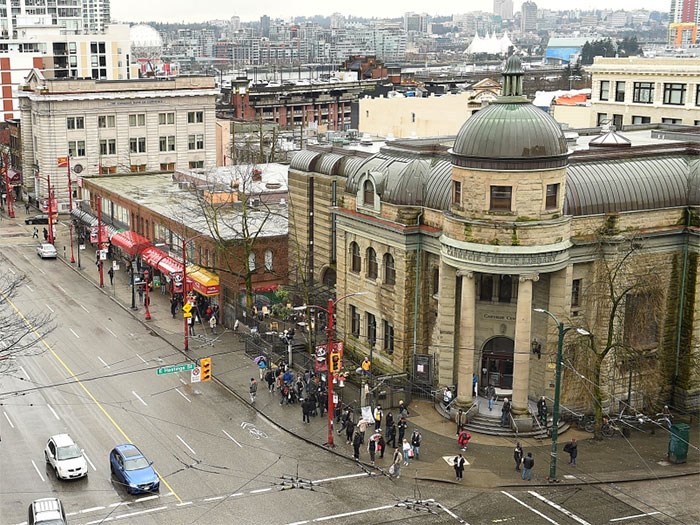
519;272;540;283
457;269;474;279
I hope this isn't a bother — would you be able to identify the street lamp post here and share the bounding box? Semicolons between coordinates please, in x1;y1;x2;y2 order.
66;156;75;264
144;269;151;320
534;308;590;483
96;196;104;288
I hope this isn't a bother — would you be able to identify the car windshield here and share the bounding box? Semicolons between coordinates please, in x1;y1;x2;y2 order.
56;444;82;460
123;457;150;470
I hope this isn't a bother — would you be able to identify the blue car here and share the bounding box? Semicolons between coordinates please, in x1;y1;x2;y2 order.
109;444;160;494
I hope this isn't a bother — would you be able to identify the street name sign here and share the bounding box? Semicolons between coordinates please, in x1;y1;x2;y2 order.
157;363;196;375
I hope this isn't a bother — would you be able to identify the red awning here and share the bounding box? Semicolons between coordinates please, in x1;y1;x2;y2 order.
158;256;184;276
141;246;184;276
111;231;152;257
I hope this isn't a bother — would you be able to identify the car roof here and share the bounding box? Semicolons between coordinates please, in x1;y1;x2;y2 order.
49;434;75;447
114;443;144;458
31;497;62;513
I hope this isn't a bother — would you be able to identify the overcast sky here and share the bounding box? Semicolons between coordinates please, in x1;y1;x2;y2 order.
112;1;667;24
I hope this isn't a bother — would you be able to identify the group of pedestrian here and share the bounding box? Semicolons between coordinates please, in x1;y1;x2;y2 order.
512;437;577;481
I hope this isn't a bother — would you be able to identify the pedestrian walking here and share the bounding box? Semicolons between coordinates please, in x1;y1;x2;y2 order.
513;442;523;471
249;378;258;403
563;438;577;466
170;297;178;319
367;433;378;465
352;431;363;461
138;285;144;304
32;226;38;239
43;227;48;241
234;318;240;333
108;267;114;286
209;314;217;334
457;429;471;451
537;396;548;428
521;452;534;481
501;397;511;427
338;407;352;434
385;412;394;434
377;431;386;459
453;453;466;481
257;356;267;379
390;447;402;478
410;429;422;460
265;369;276;393
456;408;465;434
373;404;383;431
345;418;356;445
25;201;30;214
357;418;368;444
398;400;409;419
302;397;312;423
397;416;408;444
188;315;195;335
402;439;411;465
386;420;397;449
487;384;496;411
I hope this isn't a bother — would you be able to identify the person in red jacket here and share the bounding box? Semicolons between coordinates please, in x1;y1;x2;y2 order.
457;429;471;451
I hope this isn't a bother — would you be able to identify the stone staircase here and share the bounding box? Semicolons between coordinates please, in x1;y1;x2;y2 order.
465;411;570;439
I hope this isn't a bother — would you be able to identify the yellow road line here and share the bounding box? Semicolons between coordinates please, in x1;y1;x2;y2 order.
7;295;182;503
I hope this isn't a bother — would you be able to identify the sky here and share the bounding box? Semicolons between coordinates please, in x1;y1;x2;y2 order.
111;0;667;24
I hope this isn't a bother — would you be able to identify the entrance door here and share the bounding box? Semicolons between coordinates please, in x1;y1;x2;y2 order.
480;336;514;390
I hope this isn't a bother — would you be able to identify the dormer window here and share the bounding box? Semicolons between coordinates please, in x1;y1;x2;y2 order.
363;180;375;207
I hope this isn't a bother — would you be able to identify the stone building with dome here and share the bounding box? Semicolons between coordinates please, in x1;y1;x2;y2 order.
287;56;700;419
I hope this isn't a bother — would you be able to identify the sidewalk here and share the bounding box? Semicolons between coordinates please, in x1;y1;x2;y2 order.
9;212;699;488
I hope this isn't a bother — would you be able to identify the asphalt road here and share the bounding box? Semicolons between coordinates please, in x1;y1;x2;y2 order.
1;236;698;525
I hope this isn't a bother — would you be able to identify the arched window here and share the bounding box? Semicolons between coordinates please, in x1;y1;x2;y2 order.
350;242;361;273
383;253;395;285
264;249;273;271
366;247;378;279
363;180;375;206
248;252;256;272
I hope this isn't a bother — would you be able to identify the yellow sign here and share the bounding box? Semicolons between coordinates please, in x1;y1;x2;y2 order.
182;303;192;313
183;311;192;318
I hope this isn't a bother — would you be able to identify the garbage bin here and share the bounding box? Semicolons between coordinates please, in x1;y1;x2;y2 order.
668;423;690;464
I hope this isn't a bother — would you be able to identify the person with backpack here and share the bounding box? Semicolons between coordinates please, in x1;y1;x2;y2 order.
522;452;535;481
410;429;422;460
563;438;578;466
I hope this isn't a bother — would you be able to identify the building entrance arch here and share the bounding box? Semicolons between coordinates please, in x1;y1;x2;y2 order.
480;336;514;390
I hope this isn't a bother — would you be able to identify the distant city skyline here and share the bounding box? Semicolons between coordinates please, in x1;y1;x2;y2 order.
112;0;668;24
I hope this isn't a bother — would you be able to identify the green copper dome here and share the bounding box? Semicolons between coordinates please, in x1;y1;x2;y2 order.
450;56;569;170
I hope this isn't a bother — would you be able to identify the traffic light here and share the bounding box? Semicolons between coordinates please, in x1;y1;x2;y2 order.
200;357;212;382
329;351;341;374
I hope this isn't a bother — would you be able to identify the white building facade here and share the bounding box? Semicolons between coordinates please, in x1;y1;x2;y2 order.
18;70;217;211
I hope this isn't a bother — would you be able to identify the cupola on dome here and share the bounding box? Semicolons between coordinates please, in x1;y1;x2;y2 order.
451;55;569;170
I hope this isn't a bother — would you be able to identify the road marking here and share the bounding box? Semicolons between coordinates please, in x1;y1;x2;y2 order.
222;429;242;448
108;502;128;508
3;411;14;428
105;326;117;337
176;434;196;454
312;472;370;483
57;285;67;294
46;304;54;313
31;460;46;482
2;295;183;504
81;304;90;313
175;389;191;402
38;268;46;275
70;328;80;338
25;284;34;292
176;501;193;507
203;496;225;502
47;403;60;420
86;506;168;524
286;504;397;524
8;267;15;274
250;487;271;494
134;495;159;503
84;452;97;471
132;391;148;406
80;506;105;514
529;491;591;525
19;366;30;381
136;353;148;363
98;356;111;368
433;500;469;524
610;512;661;522
231;492;243;497
501;491;560;525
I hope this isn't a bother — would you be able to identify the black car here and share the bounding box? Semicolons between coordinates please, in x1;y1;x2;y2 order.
25;214;49;225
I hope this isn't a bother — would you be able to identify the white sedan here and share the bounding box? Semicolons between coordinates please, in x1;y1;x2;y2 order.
44;434;88;480
36;243;57;259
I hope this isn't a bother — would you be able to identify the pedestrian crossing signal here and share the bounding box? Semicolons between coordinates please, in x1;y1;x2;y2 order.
199;357;212;382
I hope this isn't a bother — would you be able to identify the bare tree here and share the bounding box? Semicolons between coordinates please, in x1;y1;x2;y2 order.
0;269;54;373
563;234;665;437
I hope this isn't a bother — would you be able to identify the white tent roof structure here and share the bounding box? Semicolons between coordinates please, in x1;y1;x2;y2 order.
464;31;514;56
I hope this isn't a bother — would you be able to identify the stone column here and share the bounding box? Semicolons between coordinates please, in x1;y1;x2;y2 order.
436;262;457;387
512;273;539;430
456;271;476;404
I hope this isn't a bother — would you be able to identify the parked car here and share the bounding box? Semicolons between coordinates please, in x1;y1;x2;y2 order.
25;214;49;224
44;434;88;480
109;444;160;494
27;497;67;525
37;244;57;259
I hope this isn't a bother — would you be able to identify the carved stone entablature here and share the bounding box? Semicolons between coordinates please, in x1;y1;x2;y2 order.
441;235;571;274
